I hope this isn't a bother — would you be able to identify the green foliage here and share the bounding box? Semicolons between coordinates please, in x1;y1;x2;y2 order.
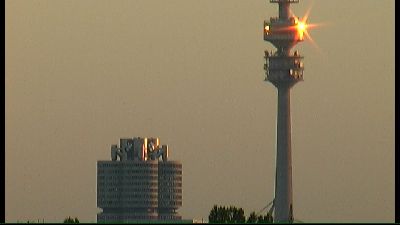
209;205;246;223
63;216;79;223
255;213;273;224
209;205;273;224
246;212;258;223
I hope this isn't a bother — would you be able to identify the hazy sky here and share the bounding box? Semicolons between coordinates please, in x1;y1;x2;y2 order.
5;0;394;222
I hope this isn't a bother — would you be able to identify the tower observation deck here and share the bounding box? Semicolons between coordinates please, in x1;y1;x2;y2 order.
263;0;305;223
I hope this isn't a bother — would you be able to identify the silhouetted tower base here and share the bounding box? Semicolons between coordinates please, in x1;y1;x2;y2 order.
263;0;305;223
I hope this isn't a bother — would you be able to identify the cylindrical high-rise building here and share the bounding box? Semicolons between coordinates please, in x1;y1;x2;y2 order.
97;160;159;221
263;0;305;223
158;161;182;220
97;137;182;223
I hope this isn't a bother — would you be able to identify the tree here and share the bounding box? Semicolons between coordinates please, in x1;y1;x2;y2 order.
209;205;219;223
209;205;246;223
232;207;245;223
246;211;258;223
254;212;273;224
210;205;273;224
63;216;79;223
264;213;273;223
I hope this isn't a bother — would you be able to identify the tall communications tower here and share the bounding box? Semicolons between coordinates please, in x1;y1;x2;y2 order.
263;0;305;223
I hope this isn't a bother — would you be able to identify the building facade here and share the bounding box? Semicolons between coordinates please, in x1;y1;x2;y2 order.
97;137;182;223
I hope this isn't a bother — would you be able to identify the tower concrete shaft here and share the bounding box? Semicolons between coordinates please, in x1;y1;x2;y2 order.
263;0;304;223
274;85;293;222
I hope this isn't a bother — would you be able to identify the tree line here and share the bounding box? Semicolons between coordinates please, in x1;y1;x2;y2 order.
63;216;79;223
208;205;273;223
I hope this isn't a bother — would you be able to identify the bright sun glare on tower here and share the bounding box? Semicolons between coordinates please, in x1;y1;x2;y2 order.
294;4;324;49
296;21;306;40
